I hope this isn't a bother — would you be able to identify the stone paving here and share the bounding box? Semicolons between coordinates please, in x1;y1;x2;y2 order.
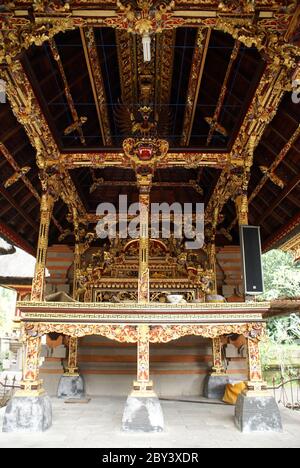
0;396;299;448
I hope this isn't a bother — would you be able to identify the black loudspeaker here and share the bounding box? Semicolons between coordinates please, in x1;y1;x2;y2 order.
240;225;264;295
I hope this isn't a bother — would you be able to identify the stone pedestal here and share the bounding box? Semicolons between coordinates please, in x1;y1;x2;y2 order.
122;393;164;432
2;393;52;432
203;374;229;399
57;374;85;399
235;393;282;432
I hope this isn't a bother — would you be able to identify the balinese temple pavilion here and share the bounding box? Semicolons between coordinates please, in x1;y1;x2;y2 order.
0;0;299;433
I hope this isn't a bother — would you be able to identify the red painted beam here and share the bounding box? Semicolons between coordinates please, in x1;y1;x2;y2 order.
0;221;35;257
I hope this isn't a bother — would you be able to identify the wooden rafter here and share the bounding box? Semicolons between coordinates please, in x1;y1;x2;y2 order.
257;171;300;225
206;61;292;230
263;210;300;252
180;28;211;147
249;124;300;204
206;40;241;146
49;38;87;146
80;27;112;146
2;61;87;226
0;185;38;232
0;142;64;233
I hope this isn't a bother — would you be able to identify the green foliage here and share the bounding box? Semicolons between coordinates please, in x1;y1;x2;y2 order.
260;341;300;383
267;314;300;344
261;249;300;300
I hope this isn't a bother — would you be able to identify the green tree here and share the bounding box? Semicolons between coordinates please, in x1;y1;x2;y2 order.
261;249;300;300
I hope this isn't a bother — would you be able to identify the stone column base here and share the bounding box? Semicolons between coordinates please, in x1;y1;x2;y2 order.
2;393;52;432
57;374;85;400
203;374;229;399
235;393;282;432
122;391;164;432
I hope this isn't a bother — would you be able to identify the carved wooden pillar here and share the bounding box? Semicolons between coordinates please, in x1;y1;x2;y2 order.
134;324;152;392
211;337;226;375
138;189;150;304
65;336;79;376
31;192;54;301
235;193;249;226
19;332;43;394
207;240;217;294
245;336;267;394
73;243;82;301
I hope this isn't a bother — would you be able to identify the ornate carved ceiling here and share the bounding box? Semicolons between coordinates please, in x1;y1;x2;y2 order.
0;1;299;252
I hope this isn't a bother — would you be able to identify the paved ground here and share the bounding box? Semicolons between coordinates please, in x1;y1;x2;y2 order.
0;396;299;448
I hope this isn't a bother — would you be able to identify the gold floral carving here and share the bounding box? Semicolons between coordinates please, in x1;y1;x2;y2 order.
31;191;55;302
66;336;79;375
20;333;43;392
212;336;225;375
149;323;266;343
22;322;265;347
25;322;139;342
137;324;150;383
247;336;263;383
105;1;186;34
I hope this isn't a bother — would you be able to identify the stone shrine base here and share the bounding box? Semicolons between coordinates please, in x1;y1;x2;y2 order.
203;374;229;399
57;374;85;400
122;392;164;432
235;393;282;432
2;393;52;432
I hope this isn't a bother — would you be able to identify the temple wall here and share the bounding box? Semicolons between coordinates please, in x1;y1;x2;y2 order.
41;336;247;397
216;246;243;300
45;245;73;295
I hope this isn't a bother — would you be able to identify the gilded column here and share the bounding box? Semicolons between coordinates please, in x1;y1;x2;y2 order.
73;243;82;301
65;336;79;376
133;324;153;393
137;179;151;304
211;337;226;375
235;193;249;226
207;240;217;294
245;336;267;394
31;192;55;301
18;331;43;395
68;244;81;376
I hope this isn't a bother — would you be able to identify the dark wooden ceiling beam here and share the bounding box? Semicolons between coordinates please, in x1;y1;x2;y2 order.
80;27;112;146
21;54;63;148
0;143;63;233
249;124;300;206
263;209;300;252
180;28;211;146
203;71;244;105
49;38;87;146
206;40;241;146
257;171;300;225
0;185;38;231
257;141;298;176
0;125;22;143
9;194;39;223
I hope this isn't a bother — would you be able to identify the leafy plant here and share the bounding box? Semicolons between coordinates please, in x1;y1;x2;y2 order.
260;249;300;300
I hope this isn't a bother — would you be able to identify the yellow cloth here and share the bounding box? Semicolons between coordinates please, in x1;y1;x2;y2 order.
223;381;246;405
